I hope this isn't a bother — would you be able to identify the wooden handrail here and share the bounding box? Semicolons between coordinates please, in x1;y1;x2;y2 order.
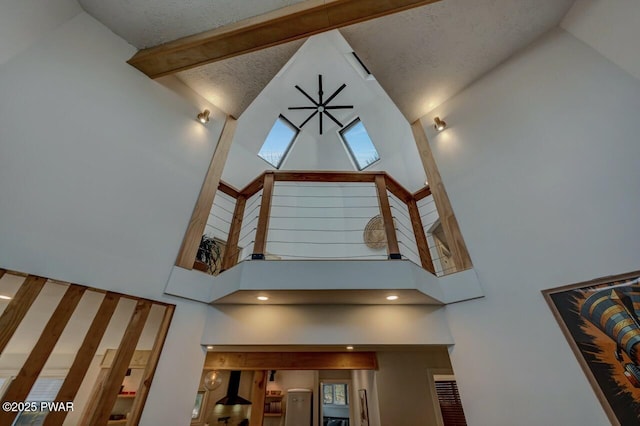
202;171;444;273
413;185;432;201
384;173;413;204
272;170;378;182
218;181;241;198
227;171;421;201
240;173;265;197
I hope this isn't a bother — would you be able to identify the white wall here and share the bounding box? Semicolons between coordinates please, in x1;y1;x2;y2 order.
424;29;640;425
562;0;640;80
351;370;380;426
0;12;227;425
203;305;453;346
375;350;452;426
0;0;81;65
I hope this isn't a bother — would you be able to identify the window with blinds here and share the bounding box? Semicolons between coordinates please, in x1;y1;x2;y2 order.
435;380;467;426
0;377;7;398
13;377;65;426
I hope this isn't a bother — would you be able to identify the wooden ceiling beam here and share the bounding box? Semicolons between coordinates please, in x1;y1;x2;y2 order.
204;351;378;370
127;0;442;78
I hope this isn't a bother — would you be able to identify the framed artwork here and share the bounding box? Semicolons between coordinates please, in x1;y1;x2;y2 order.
543;270;640;425
358;389;369;426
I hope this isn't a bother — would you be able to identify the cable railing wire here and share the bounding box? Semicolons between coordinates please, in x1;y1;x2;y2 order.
205;224;229;236
241;201;262;221
272;194;377;199
269;227;367;232
209;213;231;225
237;229;257;244
394;219;416;239
211;202;235;216
389;205;412;223
398;241;420;259
270;204;381;209
269;215;377;220
262;253;386;259
267;240;375;245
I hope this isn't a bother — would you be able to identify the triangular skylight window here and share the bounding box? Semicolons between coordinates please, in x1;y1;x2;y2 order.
339;118;380;170
258;115;299;169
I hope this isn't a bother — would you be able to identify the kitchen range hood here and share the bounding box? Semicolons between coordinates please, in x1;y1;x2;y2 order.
215;371;252;405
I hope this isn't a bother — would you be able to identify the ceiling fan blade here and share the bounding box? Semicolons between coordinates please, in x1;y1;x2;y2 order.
299;110;318;128
295;85;319;106
322;84;347;106
319;75;323;105
323;110;343;128
319;111;323;135
324;105;354;109
288;106;318;110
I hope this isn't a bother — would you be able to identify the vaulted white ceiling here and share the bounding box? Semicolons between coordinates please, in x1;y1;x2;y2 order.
340;0;575;121
77;0;575;120
77;0;309;49
222;31;427;191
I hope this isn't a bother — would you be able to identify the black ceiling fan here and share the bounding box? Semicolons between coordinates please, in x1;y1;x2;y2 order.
288;74;353;135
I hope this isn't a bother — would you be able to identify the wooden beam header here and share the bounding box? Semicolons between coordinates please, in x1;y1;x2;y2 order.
204;351;378;370
128;0;442;78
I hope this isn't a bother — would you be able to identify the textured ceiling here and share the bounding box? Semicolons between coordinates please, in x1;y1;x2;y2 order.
79;0;575;120
176;39;305;118
77;0;308;49
341;0;575;121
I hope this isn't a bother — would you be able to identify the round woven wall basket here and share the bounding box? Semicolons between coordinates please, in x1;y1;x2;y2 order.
363;215;387;250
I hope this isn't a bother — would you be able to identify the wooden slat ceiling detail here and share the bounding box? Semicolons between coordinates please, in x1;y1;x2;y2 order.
128;0;442;78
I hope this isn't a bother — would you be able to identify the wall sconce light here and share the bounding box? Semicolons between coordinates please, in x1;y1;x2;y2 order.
269;370;276;382
197;109;210;124
434;116;447;131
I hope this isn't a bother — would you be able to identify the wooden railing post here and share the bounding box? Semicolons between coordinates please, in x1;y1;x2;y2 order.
222;194;246;270
252;173;275;259
411;120;472;270
175;115;238;269
374;175;401;259
408;198;436;274
249;371;268;426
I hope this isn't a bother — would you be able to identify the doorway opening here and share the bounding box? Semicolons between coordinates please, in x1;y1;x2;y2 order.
192;345;464;426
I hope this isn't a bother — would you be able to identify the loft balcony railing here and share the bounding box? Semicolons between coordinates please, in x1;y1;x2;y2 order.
196;171;467;277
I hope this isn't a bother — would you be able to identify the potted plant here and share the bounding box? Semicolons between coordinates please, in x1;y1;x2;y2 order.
196;234;222;274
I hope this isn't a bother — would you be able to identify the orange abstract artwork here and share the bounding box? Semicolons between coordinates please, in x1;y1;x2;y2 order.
544;272;640;425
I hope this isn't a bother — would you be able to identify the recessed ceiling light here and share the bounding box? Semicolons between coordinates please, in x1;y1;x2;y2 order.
386;295;399;301
206;345;214;350
257;296;269;301
0;295;11;300
346;346;354;350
